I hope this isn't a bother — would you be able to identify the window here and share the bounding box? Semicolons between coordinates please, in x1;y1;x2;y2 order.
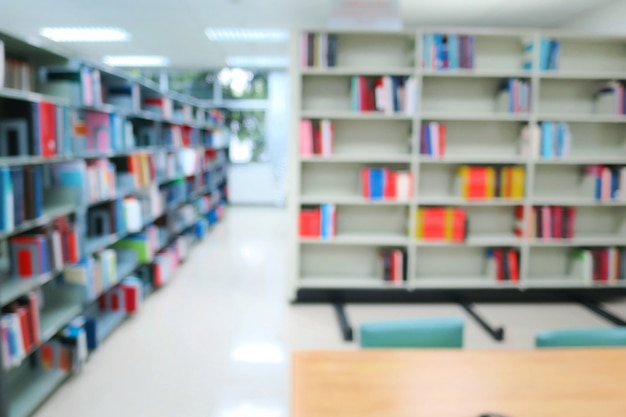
228;110;266;163
220;68;269;100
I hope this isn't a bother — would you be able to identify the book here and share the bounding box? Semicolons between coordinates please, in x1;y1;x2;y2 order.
319;204;336;240
416;208;466;242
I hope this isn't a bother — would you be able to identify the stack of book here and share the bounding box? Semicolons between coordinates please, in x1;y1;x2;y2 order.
86;159;117;204
43;66;103;108
529;206;576;239
523;122;571;159
584;165;626;201
40;317;88;373
414;208;467;242
594;81;626;115
378;248;407;283
361;168;413;201
539;38;560;71
299;204;336;240
350;76;418;115
299;33;338;68
456;166;525;200
496;79;531;114
64;249;121;301
1;291;41;370
299;119;334;157
9;219;80;279
3;56;35;91
127;153;156;188
489;248;520;282
420;122;446;158
0;166;50;231
574;248;626;283
422;33;475;70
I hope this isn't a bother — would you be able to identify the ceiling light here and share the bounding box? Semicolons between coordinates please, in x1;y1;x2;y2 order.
103;55;170;67
40;27;130;42
226;56;289;68
206;28;289;42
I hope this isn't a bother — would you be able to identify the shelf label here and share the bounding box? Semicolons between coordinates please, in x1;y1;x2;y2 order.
329;0;403;31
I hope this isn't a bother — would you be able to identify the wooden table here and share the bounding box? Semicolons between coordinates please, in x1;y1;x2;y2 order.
292;349;626;417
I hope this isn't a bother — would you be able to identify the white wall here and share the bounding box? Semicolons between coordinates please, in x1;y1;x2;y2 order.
559;0;626;32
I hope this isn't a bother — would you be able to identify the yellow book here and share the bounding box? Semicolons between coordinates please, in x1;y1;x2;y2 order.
415;209;423;239
444;208;454;241
485;167;496;198
457;166;469;198
511;167;525;198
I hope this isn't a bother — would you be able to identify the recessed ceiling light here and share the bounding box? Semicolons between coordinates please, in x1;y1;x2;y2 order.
40;27;130;42
103;55;170;67
226;56;289;68
206;28;289;42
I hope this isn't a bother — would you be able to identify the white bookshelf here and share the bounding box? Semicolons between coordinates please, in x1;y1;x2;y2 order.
290;28;626;298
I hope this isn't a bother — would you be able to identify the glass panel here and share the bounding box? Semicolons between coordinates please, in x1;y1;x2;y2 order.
168;70;215;99
228;110;266;163
220;68;269;99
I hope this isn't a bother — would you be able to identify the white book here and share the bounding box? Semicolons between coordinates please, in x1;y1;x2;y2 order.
374;85;384;111
571;250;593;284
485;252;497;280
405;77;418;115
51;231;64;271
396;172;413;200
124;198;143;232
321;119;333;157
382;76;393;115
529;123;541;159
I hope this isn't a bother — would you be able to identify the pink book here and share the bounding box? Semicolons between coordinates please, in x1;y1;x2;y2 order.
85;112;111;152
299;119;313;156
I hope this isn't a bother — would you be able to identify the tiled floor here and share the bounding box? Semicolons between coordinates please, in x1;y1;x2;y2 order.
33;207;626;417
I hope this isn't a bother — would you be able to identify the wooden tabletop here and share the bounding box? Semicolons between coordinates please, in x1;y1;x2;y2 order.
292;349;626;417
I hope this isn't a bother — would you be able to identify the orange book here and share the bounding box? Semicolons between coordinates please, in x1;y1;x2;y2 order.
513;206;524;237
467;167;487;199
40;344;55;370
457;167;469;199
444;208;454;241
415;209;424;239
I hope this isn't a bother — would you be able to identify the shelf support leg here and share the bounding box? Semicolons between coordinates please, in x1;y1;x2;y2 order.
333;302;354;342
457;299;505;342
577;298;626;326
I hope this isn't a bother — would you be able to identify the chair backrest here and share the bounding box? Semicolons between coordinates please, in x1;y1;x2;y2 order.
536;327;626;348
359;317;464;349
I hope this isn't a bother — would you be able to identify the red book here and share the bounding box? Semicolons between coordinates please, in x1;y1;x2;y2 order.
15;246;34;278
312;121;321;155
361;168;370;198
566;207;576;238
423;208;446;240
600;249;609;281
111;292;121;311
494;250;504;281
552;206;563;239
359;77;367;111
299;209;321;238
384;170;397;200
153;263;163;288
467;167;487;199
452;209;466;242
16;306;32;353
66;230;79;264
438;124;446;157
513;206;524;237
508;250;520;282
39;102;57;157
123;284;140;314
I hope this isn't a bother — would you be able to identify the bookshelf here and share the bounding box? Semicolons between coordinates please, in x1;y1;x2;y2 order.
0;32;228;417
290;29;626;301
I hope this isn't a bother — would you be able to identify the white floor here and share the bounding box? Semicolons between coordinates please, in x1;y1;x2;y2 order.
33;207;626;417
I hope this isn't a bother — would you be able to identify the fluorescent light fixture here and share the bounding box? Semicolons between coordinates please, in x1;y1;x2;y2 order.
226;56;289;68
205;28;289;42
40;27;130;42
103;55;170;67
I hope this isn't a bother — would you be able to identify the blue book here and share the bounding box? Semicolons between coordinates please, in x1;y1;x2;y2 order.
423;123;431;155
423;34;433;69
468;36;475;68
434;34;445;70
440;36;448;69
508;79;515;113
84;318;98;351
523;40;534;70
320;204;330;239
595;175;602;201
392;77;400;112
540;39;552;71
0;167;13;232
448;35;459;70
611;169;619;199
549;40;560;70
369;168;385;200
541;122;553;159
114;198;126;235
5;316;18;361
39;237;50;273
10;168;24;227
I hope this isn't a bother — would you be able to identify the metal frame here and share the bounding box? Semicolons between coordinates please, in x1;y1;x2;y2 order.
333;302;354;342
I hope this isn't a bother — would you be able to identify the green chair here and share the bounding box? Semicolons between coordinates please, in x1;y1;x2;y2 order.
535;327;626;348
359;317;464;349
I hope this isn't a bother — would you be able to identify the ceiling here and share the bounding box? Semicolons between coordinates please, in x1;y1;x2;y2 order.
0;0;617;68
